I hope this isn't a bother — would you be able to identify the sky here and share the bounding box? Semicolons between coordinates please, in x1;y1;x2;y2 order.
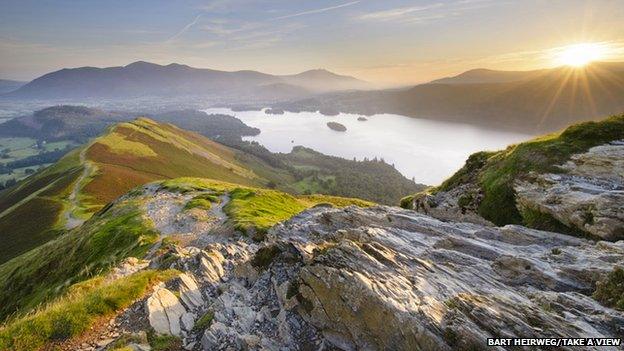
1;0;624;85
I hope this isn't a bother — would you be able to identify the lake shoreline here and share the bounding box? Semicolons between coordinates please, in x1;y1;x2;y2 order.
203;107;532;184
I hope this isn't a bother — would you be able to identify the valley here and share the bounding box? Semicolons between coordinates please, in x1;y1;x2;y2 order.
0;114;422;264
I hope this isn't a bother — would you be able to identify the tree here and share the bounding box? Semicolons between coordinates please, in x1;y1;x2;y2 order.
4;178;17;188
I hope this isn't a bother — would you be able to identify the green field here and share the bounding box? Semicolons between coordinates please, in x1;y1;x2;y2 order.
0;137;77;185
0;137;38;161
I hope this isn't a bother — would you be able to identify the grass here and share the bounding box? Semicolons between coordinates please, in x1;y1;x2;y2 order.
0;117;288;264
82;118;269;208
593;266;624;311
298;194;373;208
161;177;372;239
225;188;308;236
0;197;159;321
160;177;238;194
399;194;415;209
147;330;182;351
477;115;624;225
184;198;212;211
224;187;373;238
0;269;178;351
95;131;158;157
0;137;38;162
427;115;624;228
0;197;64;264
0;151;83;264
184;193;222;211
193;311;214;332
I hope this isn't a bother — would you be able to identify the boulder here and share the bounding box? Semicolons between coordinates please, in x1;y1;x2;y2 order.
178;273;204;310
146;286;187;336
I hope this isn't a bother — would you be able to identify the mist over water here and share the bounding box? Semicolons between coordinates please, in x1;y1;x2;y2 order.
204;108;532;185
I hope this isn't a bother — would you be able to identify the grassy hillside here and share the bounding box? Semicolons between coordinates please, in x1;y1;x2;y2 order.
0;149;83;263
0;177;371;323
0;106;271;190
160;177;372;239
0;118;291;264
280;146;425;205
0;269;178;351
0;192;160;322
403;114;624;231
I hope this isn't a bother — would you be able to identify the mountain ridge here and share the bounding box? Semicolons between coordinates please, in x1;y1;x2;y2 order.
275;62;624;133
0;117;291;263
0;114;422;263
5;61;368;100
0;79;26;94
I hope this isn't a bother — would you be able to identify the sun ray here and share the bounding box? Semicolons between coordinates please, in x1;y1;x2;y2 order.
553;42;609;67
537;68;574;130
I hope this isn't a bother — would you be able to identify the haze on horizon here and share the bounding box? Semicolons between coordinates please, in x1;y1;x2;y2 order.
1;0;624;86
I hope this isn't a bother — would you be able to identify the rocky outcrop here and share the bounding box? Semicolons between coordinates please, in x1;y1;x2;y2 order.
144;204;622;350
410;183;492;226
515;141;624;240
67;185;624;351
409;141;624;240
258;206;624;350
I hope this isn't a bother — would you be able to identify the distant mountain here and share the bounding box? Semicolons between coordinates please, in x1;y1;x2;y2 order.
277;62;624;133
429;68;548;84
4;61;367;100
0;105;127;142
0;105;260;143
282;69;368;91
0;79;26;94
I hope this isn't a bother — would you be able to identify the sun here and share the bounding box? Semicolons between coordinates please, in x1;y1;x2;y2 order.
554;43;607;67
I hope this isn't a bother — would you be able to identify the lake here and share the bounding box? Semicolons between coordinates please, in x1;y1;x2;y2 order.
203;108;532;185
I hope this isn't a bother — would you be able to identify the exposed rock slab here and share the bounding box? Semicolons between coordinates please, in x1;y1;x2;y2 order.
189;205;624;350
515;141;624;240
146;286;187;336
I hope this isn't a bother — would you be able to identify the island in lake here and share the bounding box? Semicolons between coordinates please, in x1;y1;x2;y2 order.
327;121;347;132
265;108;285;115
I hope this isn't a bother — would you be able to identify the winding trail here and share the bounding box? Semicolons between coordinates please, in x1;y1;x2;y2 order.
209;194;230;226
64;147;95;229
144;190;232;257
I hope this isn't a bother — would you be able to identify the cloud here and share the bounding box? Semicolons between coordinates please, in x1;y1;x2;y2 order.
201;21;259;36
358;4;443;21
357;0;497;23
167;14;202;42
198;0;231;12
273;1;360;20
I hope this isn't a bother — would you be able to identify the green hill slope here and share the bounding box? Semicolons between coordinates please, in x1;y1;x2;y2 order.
0;118;292;264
